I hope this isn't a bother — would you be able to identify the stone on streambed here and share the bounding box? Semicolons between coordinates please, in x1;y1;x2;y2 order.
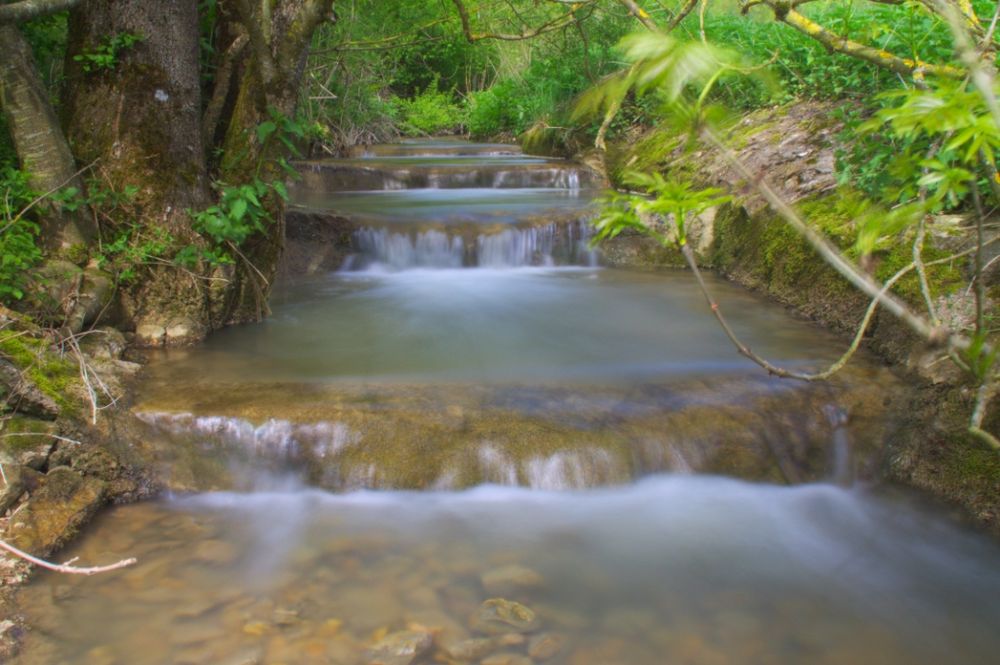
481;653;534;665
470;599;540;635
441;636;498;661
528;633;567;661
480;564;545;596
366;629;434;665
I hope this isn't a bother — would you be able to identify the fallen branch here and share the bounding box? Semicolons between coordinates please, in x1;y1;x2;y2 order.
0;538;135;575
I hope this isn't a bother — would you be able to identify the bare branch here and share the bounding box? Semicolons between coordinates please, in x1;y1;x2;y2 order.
679;236;915;382
0;538;135;576
616;0;660;32
450;0;595;42
665;0;699;33
234;0;278;85
0;0;81;24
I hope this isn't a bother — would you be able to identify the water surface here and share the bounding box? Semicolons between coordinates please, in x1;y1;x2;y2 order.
13;478;1000;665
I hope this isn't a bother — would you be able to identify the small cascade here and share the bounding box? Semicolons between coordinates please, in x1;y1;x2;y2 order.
345;220;597;270
824;404;853;486
136;412;360;462
292;160;601;192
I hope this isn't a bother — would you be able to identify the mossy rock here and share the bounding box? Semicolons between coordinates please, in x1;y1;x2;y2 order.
4;467;107;556
0;416;58;469
0;325;79;417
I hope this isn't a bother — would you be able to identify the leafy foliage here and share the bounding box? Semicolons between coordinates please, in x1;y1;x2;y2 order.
594;171;731;249
73;32;144;73
0;169;42;302
391;80;467;136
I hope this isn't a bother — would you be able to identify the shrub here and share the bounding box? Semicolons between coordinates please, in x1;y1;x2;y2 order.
0;168;43;302
391;80;466;136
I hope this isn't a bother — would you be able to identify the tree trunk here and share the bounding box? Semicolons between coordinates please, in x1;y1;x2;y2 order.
62;0;214;344
213;0;333;324
0;23;92;252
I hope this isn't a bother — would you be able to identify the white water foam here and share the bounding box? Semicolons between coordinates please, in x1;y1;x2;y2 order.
347;221;596;271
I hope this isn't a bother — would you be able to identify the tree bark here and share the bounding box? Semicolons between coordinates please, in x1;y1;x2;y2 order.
0;23;92;251
213;0;333;325
62;0;213;344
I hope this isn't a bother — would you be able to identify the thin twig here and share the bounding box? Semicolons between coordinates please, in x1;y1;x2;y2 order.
913;214;940;326
971;169;989;336
0;432;82;446
0;539;136;576
0;159;98;235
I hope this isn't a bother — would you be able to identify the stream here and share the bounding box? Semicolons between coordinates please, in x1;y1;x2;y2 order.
12;140;1000;665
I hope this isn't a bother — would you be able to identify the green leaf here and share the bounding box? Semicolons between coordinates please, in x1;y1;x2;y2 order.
256;121;278;143
229;197;248;221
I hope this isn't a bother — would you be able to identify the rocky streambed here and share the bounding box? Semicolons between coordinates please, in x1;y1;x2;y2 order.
3;137;1000;663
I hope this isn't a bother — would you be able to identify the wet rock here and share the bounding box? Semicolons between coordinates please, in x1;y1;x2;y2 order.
174;599;221;621
272;607;300;626
65;268;114;333
242;621;271;637
480;564;544;596
337;584;404;633
77;328;128;361
0;359;60;419
497;633;527;647
470;598;540;635
441;636;497;661
135;318;205;347
172;621;230;646
4;467;106;555
404;608;468;645
365;629;434;665
0;465;42;514
0;417;59;470
481;653;533;665
528;633;566;661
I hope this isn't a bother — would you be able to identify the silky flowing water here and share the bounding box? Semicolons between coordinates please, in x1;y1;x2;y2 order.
13;140;1000;664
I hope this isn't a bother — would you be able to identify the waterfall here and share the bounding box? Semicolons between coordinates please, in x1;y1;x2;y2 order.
345;221;596;271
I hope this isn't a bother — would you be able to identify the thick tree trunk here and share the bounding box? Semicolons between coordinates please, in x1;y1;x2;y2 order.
0;23;91;252
214;0;333;324
62;0;214;345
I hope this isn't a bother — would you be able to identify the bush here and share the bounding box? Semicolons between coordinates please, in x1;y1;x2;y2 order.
391;81;466;136
0;168;43;303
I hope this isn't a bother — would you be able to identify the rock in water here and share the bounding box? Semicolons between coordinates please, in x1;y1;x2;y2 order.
471;599;540;635
528;632;567;661
441;636;498;661
481;653;534;665
480;564;545;595
366;629;434;665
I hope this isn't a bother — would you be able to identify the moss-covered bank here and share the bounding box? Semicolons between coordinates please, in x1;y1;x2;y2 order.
0;309;158;658
600;101;999;533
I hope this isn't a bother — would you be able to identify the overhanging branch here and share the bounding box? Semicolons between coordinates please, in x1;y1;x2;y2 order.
0;0;81;24
450;0;596;42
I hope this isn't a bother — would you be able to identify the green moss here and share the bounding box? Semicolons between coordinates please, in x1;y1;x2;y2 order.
0;330;80;414
0;415;57;453
945;441;1000;479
